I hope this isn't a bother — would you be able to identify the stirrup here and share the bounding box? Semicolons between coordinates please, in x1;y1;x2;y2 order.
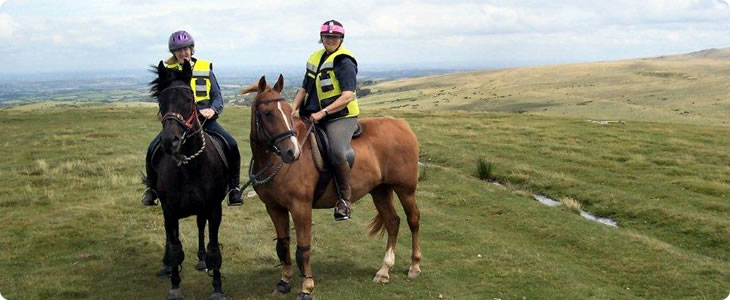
333;199;351;221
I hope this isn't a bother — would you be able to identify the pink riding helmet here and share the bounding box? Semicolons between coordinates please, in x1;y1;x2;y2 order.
320;20;345;38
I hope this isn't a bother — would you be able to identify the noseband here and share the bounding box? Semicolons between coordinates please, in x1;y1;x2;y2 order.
254;97;297;155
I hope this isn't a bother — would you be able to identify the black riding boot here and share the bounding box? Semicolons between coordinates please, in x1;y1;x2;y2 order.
142;135;160;206
141;170;158;206
227;158;243;206
333;163;352;221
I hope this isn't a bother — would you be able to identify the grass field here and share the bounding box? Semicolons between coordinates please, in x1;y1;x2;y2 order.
1;51;729;299
1;104;728;299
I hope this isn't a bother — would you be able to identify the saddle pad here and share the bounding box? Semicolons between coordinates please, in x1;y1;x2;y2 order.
205;131;229;170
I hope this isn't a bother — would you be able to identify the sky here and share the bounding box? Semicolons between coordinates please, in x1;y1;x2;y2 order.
1;0;729;75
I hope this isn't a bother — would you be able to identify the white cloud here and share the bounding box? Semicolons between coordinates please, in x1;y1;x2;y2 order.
0;13;16;38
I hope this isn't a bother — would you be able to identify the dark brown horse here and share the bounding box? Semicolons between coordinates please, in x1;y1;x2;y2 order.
149;60;229;300
242;75;422;299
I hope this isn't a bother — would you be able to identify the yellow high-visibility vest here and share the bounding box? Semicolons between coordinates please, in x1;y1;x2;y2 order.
305;46;359;120
167;59;212;103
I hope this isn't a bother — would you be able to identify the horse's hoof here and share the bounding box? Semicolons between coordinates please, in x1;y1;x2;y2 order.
167;288;184;300
373;273;390;284
271;280;291;296
196;260;207;271
295;292;313;300
408;265;421;279
209;292;226;300
157;265;173;278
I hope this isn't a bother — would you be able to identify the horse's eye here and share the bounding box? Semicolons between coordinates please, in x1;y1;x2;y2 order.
264;111;273;117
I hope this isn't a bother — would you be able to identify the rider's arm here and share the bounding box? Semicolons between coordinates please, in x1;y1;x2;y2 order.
291;87;306;116
291;74;310;116
208;71;224;116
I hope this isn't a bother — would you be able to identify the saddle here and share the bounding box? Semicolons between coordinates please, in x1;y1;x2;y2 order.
309;121;362;204
309;121;362;172
150;131;229;170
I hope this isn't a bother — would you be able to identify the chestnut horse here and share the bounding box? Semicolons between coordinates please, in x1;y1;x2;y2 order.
241;75;422;299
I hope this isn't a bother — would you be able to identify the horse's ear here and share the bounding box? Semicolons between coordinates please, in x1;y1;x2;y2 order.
181;60;193;82
273;74;284;93
240;83;258;95
257;75;267;92
157;60;168;82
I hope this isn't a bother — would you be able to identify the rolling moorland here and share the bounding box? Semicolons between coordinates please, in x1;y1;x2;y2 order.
0;49;729;299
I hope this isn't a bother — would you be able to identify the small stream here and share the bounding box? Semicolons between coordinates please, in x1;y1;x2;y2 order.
532;193;618;227
421;162;619;227
533;194;618;227
493;182;618;227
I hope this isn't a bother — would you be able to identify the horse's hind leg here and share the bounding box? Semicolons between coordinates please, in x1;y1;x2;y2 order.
265;202;294;296
206;205;226;299
196;215;207;271
370;185;400;284
394;184;422;279
163;216;185;300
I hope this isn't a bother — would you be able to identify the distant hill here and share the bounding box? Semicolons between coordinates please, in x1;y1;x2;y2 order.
658;48;730;60
359;48;730;126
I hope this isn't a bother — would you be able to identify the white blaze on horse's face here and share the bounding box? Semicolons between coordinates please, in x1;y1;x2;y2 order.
277;101;300;159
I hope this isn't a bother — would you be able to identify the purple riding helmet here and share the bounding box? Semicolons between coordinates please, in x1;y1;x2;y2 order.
168;30;194;52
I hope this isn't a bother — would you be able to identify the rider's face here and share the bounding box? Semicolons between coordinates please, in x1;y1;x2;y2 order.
322;35;342;53
173;47;193;64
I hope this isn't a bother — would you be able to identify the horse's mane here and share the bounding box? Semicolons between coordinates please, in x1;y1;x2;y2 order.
149;67;182;101
148;66;165;101
149;62;189;101
240;83;274;103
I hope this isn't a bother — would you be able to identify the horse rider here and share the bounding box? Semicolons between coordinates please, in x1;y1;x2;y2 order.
291;20;359;221
142;30;243;206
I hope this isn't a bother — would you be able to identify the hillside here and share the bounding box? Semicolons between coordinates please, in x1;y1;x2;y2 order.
359;48;730;126
1;107;729;299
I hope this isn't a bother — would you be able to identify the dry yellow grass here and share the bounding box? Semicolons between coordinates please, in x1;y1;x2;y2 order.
360;49;730;126
561;197;583;214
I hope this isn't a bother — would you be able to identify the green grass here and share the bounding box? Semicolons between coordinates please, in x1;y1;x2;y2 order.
1;105;729;299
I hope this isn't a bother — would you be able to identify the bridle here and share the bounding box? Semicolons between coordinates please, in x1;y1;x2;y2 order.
159;85;207;166
243;96;304;190
253;97;297;155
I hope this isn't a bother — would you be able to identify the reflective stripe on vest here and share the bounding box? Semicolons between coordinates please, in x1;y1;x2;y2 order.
304;46;359;120
167;59;212;103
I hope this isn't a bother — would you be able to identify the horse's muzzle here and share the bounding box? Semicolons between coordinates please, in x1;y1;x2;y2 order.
162;135;183;156
282;148;298;164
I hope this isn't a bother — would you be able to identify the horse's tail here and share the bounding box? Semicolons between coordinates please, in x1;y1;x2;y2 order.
368;213;387;237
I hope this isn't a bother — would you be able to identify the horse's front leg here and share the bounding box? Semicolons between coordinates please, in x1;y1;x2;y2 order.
156;235;173;278
206;205;226;300
290;202;314;300
265;202;294;296
196;215;207;271
163;215;185;300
